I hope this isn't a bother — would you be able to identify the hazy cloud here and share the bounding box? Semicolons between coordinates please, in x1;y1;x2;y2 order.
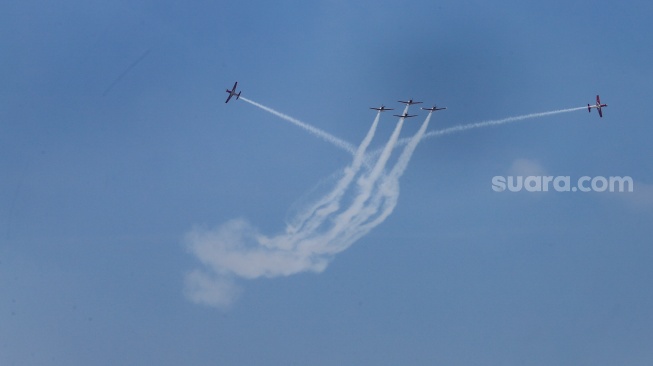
509;158;547;177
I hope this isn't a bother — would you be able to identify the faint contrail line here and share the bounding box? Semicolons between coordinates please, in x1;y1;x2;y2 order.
240;97;357;154
102;49;151;96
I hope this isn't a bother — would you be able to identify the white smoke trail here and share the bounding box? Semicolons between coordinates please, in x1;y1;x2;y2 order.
308;110;407;254
184;103;582;308
240;97;357;154
287;112;382;236
267;109;406;255
327;112;433;251
357;112;434;235
401;106;587;147
184;106;428;308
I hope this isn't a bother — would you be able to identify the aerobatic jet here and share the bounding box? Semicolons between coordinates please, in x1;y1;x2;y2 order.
370;105;394;112
588;95;607;117
398;99;423;105
225;81;241;103
421;105;447;112
393;112;418;118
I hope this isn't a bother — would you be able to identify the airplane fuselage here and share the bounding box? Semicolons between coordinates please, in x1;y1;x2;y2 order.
370;105;394;112
393;113;417;118
421;106;447;112
398;99;422;105
225;81;241;103
588;95;607;117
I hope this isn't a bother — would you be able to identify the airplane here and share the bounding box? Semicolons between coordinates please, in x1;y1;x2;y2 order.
398;98;423;105
588;95;607;117
393;112;418;118
421;105;447;112
225;81;241;103
370;105;394;112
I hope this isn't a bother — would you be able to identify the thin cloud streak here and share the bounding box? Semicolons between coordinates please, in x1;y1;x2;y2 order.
102;49;151;96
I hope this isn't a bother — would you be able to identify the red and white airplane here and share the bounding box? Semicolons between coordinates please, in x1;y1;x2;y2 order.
588;95;607;117
421;105;447;112
225;81;241;103
398;98;423;105
370;105;394;112
393;112;418;118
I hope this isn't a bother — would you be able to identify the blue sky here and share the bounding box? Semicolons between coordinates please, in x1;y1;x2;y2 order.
2;0;653;364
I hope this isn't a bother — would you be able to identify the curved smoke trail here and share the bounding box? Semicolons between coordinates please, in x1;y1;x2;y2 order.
184;106;427;308
288;111;382;236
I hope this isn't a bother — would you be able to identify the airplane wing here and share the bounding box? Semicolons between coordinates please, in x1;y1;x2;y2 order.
233;81;238;90
596;95;601;105
225;94;233;103
598;108;603;118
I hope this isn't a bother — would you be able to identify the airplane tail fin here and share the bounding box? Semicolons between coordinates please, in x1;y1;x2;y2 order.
588;104;591;113
237;91;241;100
